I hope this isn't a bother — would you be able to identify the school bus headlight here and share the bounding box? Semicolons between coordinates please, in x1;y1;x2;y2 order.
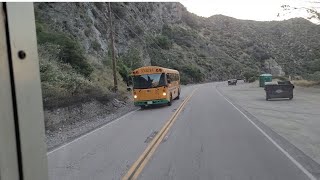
162;92;167;96
134;95;138;99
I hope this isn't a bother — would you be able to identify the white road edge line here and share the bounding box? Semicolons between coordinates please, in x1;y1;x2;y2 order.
47;109;139;155
216;87;316;180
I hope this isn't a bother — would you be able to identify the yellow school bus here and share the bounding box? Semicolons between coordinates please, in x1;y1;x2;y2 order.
131;66;180;108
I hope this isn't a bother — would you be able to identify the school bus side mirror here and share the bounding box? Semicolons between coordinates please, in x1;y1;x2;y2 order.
127;87;132;91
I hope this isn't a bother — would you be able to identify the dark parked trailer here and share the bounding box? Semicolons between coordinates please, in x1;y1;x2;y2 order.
264;82;294;101
228;79;237;85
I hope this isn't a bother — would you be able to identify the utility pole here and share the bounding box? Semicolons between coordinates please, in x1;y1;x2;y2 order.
108;2;118;92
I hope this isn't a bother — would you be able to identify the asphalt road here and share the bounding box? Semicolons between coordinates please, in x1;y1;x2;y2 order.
47;83;312;180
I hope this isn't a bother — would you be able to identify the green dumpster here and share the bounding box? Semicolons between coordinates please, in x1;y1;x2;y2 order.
259;74;272;87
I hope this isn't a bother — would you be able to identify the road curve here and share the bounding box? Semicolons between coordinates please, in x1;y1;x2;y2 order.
47;83;312;180
138;83;311;180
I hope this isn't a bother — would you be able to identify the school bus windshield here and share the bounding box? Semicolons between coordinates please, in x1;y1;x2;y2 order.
133;73;166;89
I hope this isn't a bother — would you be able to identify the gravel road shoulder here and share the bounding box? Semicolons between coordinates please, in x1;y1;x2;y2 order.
45;99;138;151
217;81;320;166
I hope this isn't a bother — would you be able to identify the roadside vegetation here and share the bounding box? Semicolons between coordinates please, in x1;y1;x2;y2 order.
293;80;320;87
36;20;128;108
34;2;320;108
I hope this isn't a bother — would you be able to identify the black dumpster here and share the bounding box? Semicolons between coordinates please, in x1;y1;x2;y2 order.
264;82;294;101
277;81;292;85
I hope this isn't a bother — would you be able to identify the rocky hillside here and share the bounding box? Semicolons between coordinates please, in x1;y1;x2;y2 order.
34;2;320;107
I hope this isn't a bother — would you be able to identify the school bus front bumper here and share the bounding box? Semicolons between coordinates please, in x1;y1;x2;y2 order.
134;99;169;106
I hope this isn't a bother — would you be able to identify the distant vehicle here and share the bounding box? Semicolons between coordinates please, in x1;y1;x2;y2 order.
130;66;180;108
228;79;237;85
264;81;294;101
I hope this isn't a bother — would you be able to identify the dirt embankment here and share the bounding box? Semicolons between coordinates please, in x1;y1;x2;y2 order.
45;97;138;150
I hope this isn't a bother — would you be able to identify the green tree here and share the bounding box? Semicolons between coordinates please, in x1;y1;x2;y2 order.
147;35;172;50
121;48;143;70
243;68;258;82
279;3;320;21
308;59;320;72
117;61;131;83
182;65;204;82
36;21;93;77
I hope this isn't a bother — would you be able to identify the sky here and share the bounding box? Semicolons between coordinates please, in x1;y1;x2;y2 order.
180;0;320;23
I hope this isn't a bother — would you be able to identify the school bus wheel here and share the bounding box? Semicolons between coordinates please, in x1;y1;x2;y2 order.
175;89;180;100
168;94;172;106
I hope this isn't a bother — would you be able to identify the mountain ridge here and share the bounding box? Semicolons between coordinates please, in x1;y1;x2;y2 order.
34;2;320;106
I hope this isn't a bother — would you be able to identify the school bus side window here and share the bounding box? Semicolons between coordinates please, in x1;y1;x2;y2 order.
168;74;178;82
167;74;171;83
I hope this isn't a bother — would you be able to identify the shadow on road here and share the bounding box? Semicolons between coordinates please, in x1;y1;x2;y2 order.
266;98;293;101
138;104;170;111
253;97;293;102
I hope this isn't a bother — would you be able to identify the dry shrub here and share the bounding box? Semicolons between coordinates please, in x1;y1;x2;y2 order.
38;44;129;109
293;80;320;87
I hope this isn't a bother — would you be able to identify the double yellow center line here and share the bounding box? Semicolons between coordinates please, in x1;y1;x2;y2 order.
122;88;197;180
